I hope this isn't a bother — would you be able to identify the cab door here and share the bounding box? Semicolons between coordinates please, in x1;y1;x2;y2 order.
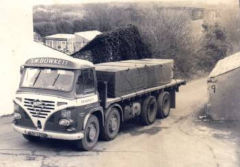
75;68;99;106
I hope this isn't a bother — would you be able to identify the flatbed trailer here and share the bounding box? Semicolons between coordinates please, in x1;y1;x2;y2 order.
105;79;186;107
97;79;186;125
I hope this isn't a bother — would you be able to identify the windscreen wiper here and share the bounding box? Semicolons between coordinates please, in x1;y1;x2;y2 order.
33;70;41;86
52;74;60;86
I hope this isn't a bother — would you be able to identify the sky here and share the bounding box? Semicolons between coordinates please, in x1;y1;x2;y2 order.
33;0;238;5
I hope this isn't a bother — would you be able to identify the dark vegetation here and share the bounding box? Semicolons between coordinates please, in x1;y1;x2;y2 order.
72;25;151;63
33;3;240;78
197;23;232;71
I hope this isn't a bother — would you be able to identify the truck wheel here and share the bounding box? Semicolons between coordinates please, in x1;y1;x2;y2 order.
141;96;157;125
76;115;99;151
22;134;40;142
157;92;171;118
102;107;121;141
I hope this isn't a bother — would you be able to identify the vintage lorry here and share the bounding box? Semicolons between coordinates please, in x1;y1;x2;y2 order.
13;55;185;150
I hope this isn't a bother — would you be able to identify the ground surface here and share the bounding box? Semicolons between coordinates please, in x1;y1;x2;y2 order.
0;77;240;167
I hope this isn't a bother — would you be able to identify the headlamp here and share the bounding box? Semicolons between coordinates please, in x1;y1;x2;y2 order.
13;112;21;120
59;119;73;127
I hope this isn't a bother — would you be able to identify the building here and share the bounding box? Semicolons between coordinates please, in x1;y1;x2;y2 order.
33;32;43;43
207;52;240;120
200;8;218;24
44;31;101;55
74;30;102;52
44;34;75;55
191;8;204;20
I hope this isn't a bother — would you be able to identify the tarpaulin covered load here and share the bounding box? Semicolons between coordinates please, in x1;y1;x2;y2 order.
95;59;173;97
207;52;240;120
121;59;174;85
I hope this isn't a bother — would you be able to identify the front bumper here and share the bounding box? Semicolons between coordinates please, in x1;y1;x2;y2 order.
13;124;84;140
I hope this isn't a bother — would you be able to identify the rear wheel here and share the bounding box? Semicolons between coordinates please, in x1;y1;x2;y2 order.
141;96;157;125
102;107;121;141
22;134;40;142
76;115;99;151
157;92;171;118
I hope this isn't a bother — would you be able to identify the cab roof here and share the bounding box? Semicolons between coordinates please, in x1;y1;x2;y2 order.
23;43;94;70
24;56;94;69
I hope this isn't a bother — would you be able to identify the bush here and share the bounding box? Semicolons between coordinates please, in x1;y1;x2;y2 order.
197;23;231;72
217;8;240;53
136;7;197;77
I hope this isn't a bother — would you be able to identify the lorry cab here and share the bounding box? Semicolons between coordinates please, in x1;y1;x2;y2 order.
13;57;103;150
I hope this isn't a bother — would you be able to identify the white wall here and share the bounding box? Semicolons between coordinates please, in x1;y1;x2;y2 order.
75;35;89;52
0;0;33;116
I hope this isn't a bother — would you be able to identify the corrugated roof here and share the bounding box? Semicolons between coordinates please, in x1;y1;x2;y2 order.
45;33;75;39
75;30;101;41
209;52;240;78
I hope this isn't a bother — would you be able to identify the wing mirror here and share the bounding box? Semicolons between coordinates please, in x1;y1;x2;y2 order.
20;65;24;74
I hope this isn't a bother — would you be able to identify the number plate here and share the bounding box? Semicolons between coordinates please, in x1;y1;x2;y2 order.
28;131;47;138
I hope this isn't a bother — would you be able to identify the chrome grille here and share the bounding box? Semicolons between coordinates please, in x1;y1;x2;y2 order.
24;98;55;119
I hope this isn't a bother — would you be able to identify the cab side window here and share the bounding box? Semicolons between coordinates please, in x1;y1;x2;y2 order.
76;69;95;94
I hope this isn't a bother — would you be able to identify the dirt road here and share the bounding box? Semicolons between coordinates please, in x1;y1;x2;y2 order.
0;77;239;167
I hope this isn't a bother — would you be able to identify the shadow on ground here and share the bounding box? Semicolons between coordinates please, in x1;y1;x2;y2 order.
120;118;164;136
195;104;240;140
194;103;240;162
18;117;164;152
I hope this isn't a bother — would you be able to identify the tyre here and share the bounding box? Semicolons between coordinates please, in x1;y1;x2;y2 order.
141;96;157;125
76;115;100;151
22;134;40;142
102;107;121;141
157;91;171;119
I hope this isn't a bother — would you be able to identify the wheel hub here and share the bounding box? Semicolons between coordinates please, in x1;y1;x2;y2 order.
110;116;118;132
148;101;156;121
88;124;97;141
163;98;170;114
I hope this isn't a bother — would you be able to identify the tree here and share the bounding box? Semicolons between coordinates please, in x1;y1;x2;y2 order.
55;20;74;34
34;22;57;36
197;23;231;71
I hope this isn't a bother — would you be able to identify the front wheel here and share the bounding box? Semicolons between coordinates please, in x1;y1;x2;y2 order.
76;115;100;151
